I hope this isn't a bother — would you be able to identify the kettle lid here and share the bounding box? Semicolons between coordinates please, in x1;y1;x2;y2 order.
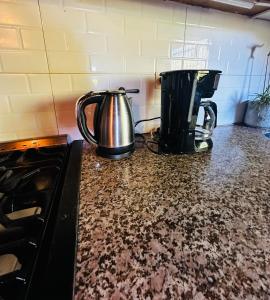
106;89;126;95
91;88;126;95
91;87;139;95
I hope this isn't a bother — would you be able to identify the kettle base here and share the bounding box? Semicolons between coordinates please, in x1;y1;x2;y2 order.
96;144;135;160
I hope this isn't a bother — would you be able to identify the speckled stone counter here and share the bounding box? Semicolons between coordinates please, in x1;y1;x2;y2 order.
75;126;270;300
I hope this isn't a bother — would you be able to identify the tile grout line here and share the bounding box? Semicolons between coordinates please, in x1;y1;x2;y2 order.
183;6;188;60
16;27;23;49
37;0;60;136
25;74;32;94
0;72;265;76
0;55;3;72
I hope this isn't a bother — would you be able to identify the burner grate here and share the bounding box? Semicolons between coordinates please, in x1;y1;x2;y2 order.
0;136;82;300
0;142;68;300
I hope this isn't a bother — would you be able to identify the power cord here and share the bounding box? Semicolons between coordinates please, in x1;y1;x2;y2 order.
134;117;160;127
134;117;161;154
146;140;160;154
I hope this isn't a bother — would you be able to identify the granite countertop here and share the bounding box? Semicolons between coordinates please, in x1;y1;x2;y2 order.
75;126;270;300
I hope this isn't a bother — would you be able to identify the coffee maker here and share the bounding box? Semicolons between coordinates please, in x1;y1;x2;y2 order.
157;69;221;154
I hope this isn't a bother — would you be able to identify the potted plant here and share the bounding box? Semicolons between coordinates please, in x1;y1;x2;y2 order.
244;85;270;128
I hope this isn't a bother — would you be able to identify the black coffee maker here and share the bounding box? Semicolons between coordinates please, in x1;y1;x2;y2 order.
158;69;221;154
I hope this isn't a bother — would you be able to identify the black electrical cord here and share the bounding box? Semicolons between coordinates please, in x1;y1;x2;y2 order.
134;117;160;127
146;140;160;154
135;133;161;154
134;117;161;154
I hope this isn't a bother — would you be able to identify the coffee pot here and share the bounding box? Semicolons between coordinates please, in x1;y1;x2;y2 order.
158;69;221;153
76;88;139;159
195;100;217;142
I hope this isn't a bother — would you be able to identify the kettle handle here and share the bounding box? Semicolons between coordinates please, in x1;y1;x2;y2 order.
76;93;103;145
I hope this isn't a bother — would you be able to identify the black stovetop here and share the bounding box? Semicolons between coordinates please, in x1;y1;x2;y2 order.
0;138;82;300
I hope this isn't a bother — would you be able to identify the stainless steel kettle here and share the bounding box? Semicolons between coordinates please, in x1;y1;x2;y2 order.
76;88;139;159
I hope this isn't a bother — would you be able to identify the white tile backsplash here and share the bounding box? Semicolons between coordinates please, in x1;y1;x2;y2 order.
157;22;185;41
35;111;58;132
0;96;11;113
0;51;48;73
0;1;41;27
9;94;54;113
107;36;139;56
66;32;106;53
86;12;124;35
171;42;184;58
40;3;86;31
90;55;124;73
0;0;269;141
0;28;20;49
125;57;155;73
0;132;17;141
53;92;78;111
21;29;45;50
71;74;109;91
125;16;156;39
0;113;36;133
156;58;183;73
27;74;51;93
43;30;67;51
173;3;187;24
109;74;141;91
64;0;105;12
50;74;72;93
47;51;89;73
0;74;29;94
106;0;142;16
142;0;174;22
141;40;170;58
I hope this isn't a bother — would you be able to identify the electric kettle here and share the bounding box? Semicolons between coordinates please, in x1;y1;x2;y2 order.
76;88;139;159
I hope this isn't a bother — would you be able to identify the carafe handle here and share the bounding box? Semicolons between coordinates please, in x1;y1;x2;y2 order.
209;101;217;127
202;102;216;133
76;92;103;145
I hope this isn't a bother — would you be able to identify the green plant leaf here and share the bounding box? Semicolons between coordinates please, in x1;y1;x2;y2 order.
250;85;270;111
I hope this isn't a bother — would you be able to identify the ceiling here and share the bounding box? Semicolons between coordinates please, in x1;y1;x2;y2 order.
171;0;270;19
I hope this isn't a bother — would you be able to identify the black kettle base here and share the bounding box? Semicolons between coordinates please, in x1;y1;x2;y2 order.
96;144;135;160
96;150;134;160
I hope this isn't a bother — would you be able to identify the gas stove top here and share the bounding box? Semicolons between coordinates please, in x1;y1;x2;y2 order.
0;136;83;300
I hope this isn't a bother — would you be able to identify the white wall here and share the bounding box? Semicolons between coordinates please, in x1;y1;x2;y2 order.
0;0;269;141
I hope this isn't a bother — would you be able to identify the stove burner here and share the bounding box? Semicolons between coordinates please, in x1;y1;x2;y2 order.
0;166;60;194
0;152;20;164
0;225;25;244
0;254;22;276
0;146;66;168
0;137;82;300
0;168;13;185
18;147;65;164
0;144;68;300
